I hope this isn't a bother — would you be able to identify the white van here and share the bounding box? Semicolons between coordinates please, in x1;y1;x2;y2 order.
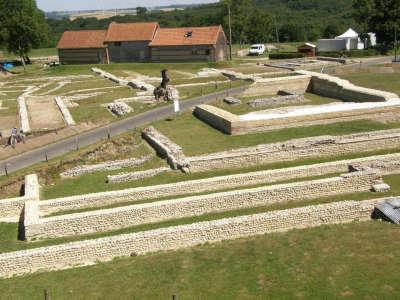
249;44;266;56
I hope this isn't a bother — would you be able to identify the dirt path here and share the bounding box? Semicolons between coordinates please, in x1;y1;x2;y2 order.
0;115;17;134
26;96;64;131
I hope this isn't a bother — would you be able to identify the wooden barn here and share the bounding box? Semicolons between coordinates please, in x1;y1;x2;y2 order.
57;30;108;64
104;22;159;63
149;26;228;62
297;43;317;57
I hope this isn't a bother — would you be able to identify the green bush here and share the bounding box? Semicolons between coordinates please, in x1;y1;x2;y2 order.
269;52;305;59
317;48;380;58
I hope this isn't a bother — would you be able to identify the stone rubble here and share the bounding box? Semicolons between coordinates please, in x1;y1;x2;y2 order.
247;93;307;108
372;183;391;193
60;155;152;178
106;102;133;116
107;167;171;183
224;97;241;105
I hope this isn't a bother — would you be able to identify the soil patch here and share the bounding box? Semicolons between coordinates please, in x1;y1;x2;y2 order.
26;96;64;131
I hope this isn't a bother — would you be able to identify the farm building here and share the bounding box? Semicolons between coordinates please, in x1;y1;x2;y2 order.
104;22;159;62
57;23;228;64
57;30;108;64
317;28;368;52
297;43;316;57
149;26;228;62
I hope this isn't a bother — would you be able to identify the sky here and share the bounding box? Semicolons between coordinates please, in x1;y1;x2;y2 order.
36;0;218;12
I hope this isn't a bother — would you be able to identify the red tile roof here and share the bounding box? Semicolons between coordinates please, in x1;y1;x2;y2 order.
149;26;225;46
57;30;107;49
105;22;159;42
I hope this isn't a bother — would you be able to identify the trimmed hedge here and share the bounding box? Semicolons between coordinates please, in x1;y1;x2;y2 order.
269;52;305;59
318;49;380;58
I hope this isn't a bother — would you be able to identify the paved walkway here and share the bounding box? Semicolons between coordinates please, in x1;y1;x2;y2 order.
0;86;247;175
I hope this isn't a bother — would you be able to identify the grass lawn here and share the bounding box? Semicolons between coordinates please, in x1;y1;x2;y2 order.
0;219;399;299
211;92;338;115
154;111;400;156
339;69;400;95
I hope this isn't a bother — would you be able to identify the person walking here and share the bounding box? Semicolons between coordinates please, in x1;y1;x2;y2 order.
10;127;17;148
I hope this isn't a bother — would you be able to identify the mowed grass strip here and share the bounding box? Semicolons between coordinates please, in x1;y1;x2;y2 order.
1;173;399;254
0;217;399;298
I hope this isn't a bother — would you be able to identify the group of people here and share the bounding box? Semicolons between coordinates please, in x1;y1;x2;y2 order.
1;127;26;148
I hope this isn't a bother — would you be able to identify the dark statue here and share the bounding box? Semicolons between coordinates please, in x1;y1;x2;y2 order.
154;69;172;101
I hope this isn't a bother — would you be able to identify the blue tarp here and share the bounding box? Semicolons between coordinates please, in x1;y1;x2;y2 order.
3;63;13;69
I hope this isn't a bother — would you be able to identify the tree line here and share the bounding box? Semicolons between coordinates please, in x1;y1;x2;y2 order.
0;0;398;61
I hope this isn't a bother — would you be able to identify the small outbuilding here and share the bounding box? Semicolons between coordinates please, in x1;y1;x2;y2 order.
57;30;108;64
149;26;228;62
297;43;316;57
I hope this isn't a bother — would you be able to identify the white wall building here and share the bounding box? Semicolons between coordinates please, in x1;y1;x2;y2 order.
317;28;374;52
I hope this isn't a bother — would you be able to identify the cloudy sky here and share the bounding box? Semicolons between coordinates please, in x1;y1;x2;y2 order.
37;0;218;12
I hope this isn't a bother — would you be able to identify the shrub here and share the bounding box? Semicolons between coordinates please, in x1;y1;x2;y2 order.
269;52;305;59
317;48;380;58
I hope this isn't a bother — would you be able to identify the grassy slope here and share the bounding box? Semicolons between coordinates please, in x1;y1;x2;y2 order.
0;220;399;299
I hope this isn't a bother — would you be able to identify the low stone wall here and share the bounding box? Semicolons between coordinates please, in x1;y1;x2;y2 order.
194;102;400;135
142;126;190;171
241;75;312;97
34;151;400;216
25;171;380;240
92;68;155;92
0;174;40;222
17;95;30;133
298;70;399;102
188;129;400;172
107;167;170;183
54;96;75;126
60;155;152;178
193;105;239;134
221;70;261;82
196;71;399;135
0;199;380;278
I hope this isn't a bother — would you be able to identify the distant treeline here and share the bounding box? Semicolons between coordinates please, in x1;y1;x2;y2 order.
43;0;357;47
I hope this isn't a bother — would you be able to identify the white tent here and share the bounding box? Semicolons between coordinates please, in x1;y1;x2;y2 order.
335;28;359;39
335;28;361;50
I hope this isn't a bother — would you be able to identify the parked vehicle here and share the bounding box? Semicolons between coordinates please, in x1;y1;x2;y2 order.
249;44;266;56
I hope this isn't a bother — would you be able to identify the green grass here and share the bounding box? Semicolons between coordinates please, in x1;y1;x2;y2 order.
2;172;399;255
0;216;399;298
154;112;400;156
211;92;339;115
339;70;400;95
178;80;248;100
1;48;57;60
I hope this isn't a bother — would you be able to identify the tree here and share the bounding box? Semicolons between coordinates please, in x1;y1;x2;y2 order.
136;7;147;18
220;0;254;44
0;0;49;69
219;0;274;45
353;0;400;47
